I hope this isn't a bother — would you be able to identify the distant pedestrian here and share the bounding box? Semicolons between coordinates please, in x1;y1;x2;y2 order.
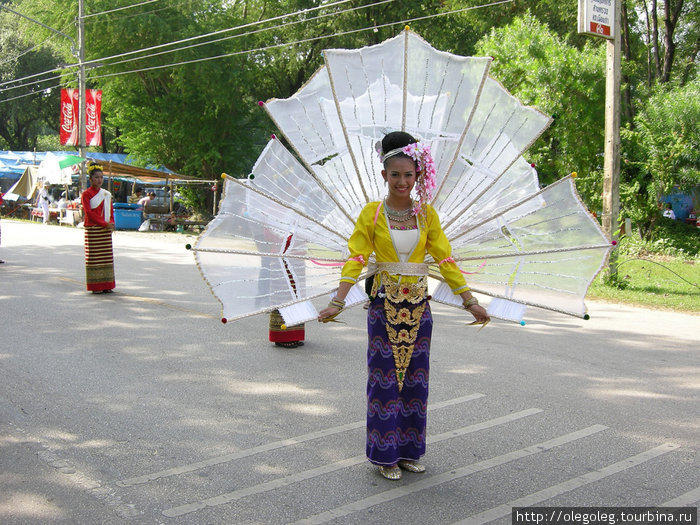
37;181;51;223
0;192;4;264
128;187;143;204
81;163;116;294
269;234;305;348
662;203;676;220
138;191;157;220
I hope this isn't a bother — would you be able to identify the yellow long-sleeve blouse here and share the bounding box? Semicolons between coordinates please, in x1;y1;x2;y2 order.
340;201;469;294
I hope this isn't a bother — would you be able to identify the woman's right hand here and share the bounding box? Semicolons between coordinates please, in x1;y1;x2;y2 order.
467;304;490;324
318;306;341;322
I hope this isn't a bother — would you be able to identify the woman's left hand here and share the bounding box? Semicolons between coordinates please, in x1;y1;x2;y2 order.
467;304;490;323
318;306;341;322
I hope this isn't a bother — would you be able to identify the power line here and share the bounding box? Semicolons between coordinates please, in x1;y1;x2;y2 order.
81;0;358;69
0;82;64;103
0;4;77;52
0;0;358;90
0;73;64;94
86;0;394;72
0;23;73;68
0;64;65;91
83;0;161;19
90;0;515;81
83;0;196;23
1;0;514;101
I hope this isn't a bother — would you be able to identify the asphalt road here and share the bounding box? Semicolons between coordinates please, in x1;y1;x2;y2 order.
1;219;698;525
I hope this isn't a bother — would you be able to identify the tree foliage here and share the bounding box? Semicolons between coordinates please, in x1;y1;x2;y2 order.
620;77;700;236
0;0;697;222
475;12;606;189
0;9;61;149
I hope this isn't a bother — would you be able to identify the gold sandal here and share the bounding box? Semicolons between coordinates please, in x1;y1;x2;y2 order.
378;465;402;480
397;460;426;473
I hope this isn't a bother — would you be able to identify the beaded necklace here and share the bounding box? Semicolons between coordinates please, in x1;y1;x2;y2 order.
384;199;415;222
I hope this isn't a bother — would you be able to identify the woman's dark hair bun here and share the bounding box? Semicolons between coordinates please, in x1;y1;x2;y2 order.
381;131;416;152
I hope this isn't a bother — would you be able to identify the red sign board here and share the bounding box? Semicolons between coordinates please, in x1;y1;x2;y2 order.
85;89;102;147
589;21;611;36
59;89;102;146
60;88;79;146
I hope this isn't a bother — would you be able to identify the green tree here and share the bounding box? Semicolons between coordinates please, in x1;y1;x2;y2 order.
621;78;700;237
0;9;62;149
475;13;606;196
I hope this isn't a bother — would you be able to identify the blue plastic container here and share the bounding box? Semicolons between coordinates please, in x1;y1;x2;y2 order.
113;202;141;230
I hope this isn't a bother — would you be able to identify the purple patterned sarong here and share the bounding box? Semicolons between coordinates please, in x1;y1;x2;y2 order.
366;287;433;465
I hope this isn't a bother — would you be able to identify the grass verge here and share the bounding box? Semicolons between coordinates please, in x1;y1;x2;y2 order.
587;257;699;313
586;218;700;313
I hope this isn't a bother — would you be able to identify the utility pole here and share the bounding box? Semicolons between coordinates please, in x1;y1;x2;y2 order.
78;0;87;192
601;0;621;279
578;0;621;278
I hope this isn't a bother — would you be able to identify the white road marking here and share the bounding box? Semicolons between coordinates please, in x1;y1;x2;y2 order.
118;392;485;487
453;442;680;525
289;425;608;525
161;408;543;517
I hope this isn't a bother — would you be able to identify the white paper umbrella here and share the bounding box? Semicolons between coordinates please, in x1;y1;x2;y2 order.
38;153;84;184
192;30;613;325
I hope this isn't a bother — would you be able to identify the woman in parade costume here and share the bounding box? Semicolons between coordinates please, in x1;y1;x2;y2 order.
81;163;116;294
269;234;305;348
268;310;304;348
318;132;489;480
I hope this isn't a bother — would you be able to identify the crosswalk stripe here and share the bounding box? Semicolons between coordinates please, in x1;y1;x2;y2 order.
453;442;680;525
118;392;485;487
285;424;608;525
161;407;542;518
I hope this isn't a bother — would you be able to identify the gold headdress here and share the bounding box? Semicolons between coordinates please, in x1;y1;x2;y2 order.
87;163;104;175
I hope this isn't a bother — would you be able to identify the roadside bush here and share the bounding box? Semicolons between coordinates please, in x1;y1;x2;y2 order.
620;218;700;259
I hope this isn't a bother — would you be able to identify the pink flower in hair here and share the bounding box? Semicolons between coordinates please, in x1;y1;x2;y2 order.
401;141;437;217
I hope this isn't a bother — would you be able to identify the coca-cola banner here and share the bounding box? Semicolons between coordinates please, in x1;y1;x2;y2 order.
85;89;102;146
59;88;79;146
59;89;102;146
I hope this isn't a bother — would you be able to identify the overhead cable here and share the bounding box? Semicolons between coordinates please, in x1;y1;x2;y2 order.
0;23;72;68
83;0;198;23
83;0;160;19
0;82;65;103
1;0;514;100
90;0;514;81
0;0;359;90
86;0;393;72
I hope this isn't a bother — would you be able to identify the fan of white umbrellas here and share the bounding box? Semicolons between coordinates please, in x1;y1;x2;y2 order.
190;29;613;326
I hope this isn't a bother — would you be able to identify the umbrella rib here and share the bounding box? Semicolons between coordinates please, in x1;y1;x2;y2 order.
226;175;350;242
442;120;552;233
432;58;492;204
447;176;573;243
261;106;357;228
190;246;346;262
449;243;613;262
428;274;590;319
323;50;369;203
402;29;409;131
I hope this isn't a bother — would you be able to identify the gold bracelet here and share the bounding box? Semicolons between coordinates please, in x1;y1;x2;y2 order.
463;296;479;309
328;298;345;309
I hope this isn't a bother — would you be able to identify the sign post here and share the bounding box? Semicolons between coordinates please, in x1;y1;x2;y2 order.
579;0;621;278
78;0;86;192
